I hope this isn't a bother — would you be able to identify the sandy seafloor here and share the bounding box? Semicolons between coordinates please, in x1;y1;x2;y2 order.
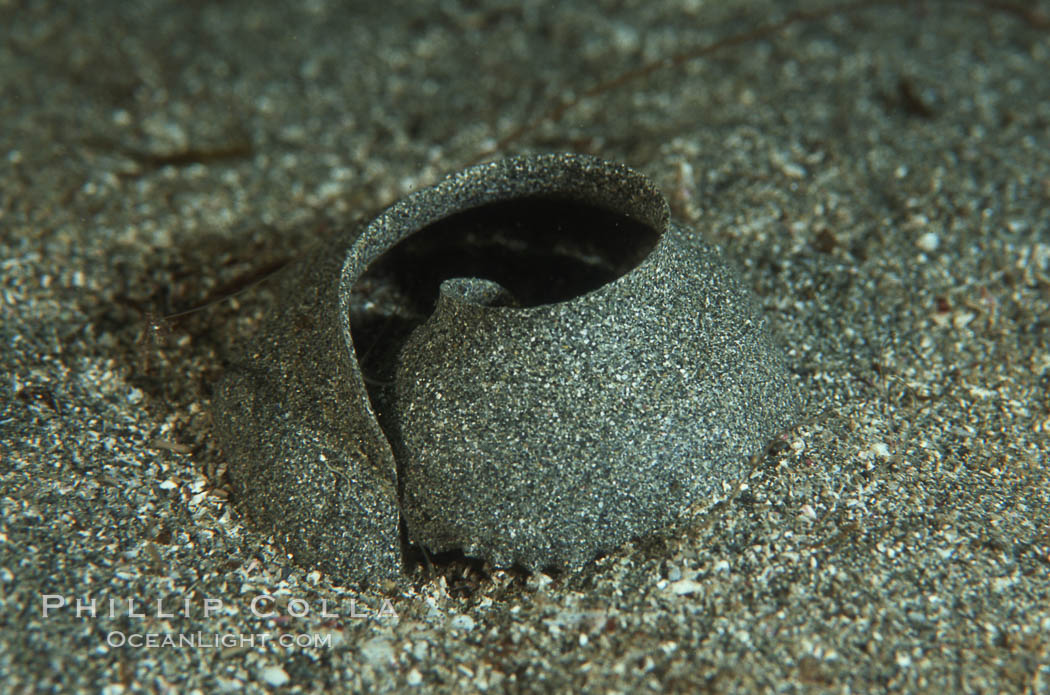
2;0;1049;692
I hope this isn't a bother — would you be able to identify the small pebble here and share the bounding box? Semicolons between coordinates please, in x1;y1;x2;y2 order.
668;579;704;595
360;637;396;665
258;665;289;688
916;232;940;252
449;614;475;632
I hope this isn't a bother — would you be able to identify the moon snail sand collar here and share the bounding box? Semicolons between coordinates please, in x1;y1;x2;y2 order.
212;153;802;584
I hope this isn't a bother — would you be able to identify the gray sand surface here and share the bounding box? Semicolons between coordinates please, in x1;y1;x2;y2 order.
2;1;1048;692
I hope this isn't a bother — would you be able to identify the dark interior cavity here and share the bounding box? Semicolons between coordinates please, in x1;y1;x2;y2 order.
348;195;661;417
